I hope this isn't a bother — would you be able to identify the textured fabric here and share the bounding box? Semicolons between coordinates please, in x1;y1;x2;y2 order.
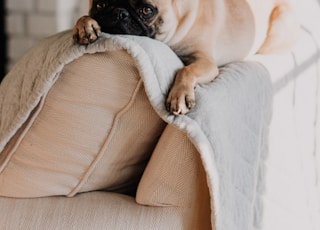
137;124;212;230
0;192;185;230
0;31;272;230
0;127;211;230
0;51;165;197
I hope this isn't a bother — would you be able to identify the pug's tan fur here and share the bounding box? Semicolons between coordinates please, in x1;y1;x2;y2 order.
74;0;299;115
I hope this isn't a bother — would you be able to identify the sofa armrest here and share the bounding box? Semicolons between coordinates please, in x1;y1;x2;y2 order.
136;124;212;229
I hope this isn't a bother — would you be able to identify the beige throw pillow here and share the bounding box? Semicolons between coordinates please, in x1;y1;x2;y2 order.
0;50;165;198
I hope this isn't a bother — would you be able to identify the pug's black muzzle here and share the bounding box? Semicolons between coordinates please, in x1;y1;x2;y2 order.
90;1;155;38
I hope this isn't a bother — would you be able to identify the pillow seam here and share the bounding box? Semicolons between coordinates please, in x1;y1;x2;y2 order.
67;79;144;197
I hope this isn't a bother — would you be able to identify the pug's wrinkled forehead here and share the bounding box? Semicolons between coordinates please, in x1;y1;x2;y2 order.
89;0;158;9
89;0;159;21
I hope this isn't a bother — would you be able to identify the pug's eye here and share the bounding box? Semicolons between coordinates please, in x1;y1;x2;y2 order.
96;2;106;10
141;7;152;15
139;5;156;19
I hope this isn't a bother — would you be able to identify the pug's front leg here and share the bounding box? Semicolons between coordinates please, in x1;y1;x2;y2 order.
166;68;196;115
73;16;102;45
166;57;218;115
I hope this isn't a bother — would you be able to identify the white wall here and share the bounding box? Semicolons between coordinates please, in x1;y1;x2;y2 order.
6;0;88;70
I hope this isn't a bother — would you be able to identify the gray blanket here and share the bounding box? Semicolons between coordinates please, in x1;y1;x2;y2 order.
0;30;272;230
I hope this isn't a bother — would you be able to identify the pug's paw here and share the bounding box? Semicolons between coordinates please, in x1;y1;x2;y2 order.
73;16;102;45
166;72;196;115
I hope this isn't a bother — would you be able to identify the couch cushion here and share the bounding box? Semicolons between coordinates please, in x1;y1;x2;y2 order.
0;192;185;230
0;50;165;198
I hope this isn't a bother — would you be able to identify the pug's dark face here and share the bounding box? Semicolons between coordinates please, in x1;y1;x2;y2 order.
89;0;159;38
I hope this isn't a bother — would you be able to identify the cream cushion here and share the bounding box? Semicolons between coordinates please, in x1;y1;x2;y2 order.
0;192;188;230
0;50;165;198
136;125;212;229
